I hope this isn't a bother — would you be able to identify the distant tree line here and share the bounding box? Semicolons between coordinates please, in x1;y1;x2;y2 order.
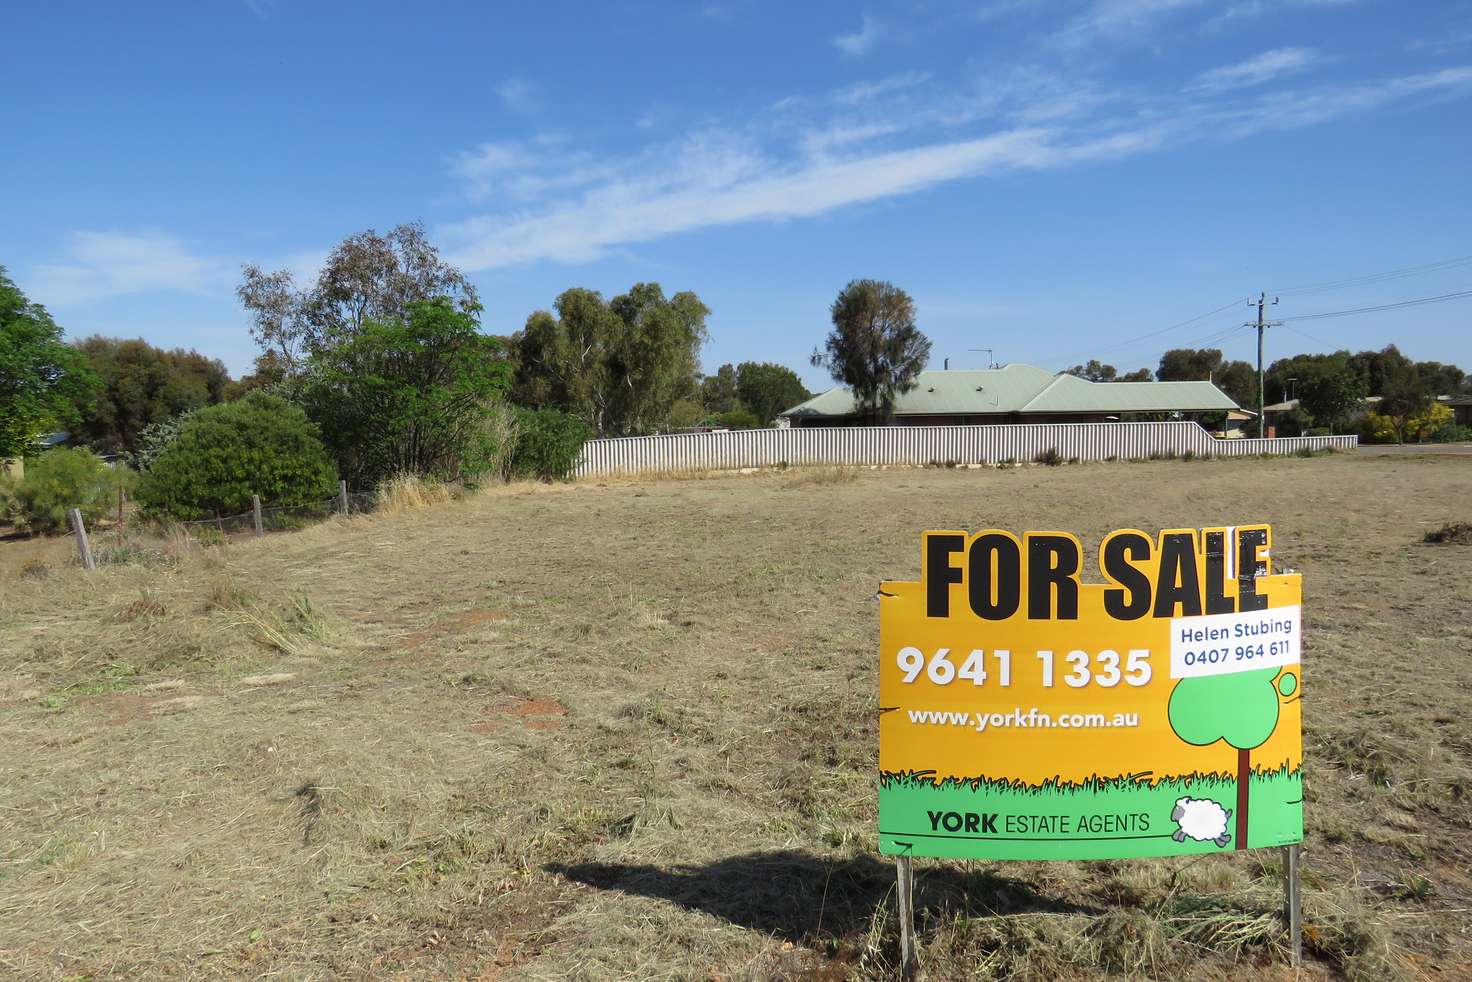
1064;360;1153;383
1066;344;1471;441
2;223;821;525
9;231;1471;528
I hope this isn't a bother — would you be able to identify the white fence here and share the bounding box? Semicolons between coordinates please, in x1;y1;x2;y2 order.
574;422;1357;478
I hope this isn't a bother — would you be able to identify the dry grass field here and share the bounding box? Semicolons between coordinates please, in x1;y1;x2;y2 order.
2;454;1469;980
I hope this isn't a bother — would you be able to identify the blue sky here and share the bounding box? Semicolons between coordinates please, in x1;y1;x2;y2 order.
3;0;1471;387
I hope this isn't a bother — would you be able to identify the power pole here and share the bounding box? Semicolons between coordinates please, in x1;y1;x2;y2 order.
1245;293;1281;438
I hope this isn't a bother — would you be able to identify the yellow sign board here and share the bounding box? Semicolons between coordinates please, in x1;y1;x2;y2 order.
879;525;1303;859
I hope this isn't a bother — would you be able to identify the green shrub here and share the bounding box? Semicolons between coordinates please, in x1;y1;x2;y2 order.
136;392;338;520
191;526;226;547
1035;448;1062;466
1430;422;1472;443
297;299;512;486
1;447;136;534
130;409;198;471
510;408;591;482
712;409;762;430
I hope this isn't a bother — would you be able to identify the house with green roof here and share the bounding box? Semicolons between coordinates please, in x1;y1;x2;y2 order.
780;363;1245;429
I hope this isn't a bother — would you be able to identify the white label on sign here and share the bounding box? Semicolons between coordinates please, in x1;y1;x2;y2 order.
1169;605;1301;679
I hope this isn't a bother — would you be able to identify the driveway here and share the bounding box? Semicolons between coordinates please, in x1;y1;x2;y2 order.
1358;442;1472;456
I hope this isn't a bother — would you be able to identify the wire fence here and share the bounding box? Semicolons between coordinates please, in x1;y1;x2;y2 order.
172;489;376;542
47;486;379;573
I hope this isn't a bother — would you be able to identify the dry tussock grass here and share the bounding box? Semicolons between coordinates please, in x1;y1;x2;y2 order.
784;465;861;488
1;455;1469;979
1424;520;1472;544
376;472;459;513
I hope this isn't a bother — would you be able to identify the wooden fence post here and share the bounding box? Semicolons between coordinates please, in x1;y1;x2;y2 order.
68;508;96;571
252;494;264;538
338;480;349;516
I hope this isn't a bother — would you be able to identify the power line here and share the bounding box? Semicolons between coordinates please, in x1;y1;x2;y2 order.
1178;323;1249;349
1273;255;1472;297
1245;293;1281;437
1281;323;1333;348
1050;297;1248;366
1047;270;1472;374
1281;288;1472;322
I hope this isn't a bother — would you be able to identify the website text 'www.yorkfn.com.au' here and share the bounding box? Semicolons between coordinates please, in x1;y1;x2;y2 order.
906;707;1141;732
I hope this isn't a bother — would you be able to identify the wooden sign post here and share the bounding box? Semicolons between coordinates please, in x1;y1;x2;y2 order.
1285;843;1302;966
879;524;1306;969
895;854;917;976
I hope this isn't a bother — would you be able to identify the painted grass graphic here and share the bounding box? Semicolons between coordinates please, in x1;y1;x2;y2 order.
879;766;1302;860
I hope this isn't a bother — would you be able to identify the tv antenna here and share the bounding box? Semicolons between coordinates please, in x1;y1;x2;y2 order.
969;347;998;369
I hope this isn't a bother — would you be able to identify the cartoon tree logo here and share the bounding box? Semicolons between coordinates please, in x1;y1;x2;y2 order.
1168;668;1298;849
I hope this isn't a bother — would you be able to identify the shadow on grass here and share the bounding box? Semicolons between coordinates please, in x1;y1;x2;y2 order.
548;850;1100;946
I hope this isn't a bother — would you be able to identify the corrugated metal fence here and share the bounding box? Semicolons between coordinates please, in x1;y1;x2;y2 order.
574;422;1357;478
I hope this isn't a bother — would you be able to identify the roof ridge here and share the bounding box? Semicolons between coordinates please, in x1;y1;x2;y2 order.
1018;372;1080;412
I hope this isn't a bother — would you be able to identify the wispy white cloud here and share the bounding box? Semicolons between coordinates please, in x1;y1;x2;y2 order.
1189;47;1320;94
22;231;338;309
280;247;329;287
1203;66;1472;138
438;62;1472;272
496;77;541;115
697;0;747;21
26;231;237;306
1053;0;1204;49
1204;0;1356;33
800;121;910;156
832;70;931;106
974;0;1044;25
1407;29;1472;56
926;67;1119;128
452;140;546;192
449;135;619;203
833;13;884;56
634;106;667;129
1061;0;1356;47
442;128;1100;269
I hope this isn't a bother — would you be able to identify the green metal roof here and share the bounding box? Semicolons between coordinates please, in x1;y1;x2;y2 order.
1020;374;1238;413
781;364;1239;417
782;364;1052;417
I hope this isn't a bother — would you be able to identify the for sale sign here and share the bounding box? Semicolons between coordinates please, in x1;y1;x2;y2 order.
878;525;1303;860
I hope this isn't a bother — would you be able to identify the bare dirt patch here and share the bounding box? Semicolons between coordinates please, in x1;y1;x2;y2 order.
399;608;510;652
505;697;567;730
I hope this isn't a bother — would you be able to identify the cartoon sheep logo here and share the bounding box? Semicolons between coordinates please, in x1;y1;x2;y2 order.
1170;796;1233;848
